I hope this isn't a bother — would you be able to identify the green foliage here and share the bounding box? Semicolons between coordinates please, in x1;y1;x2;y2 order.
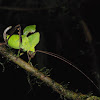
39;67;53;77
26;66;52;89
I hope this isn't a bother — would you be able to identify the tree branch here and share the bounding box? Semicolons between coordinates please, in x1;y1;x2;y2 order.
0;45;100;100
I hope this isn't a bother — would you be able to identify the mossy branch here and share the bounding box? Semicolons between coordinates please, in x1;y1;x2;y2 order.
0;45;100;100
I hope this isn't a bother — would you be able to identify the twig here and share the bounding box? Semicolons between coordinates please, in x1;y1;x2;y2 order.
0;6;57;12
80;20;92;43
0;45;100;100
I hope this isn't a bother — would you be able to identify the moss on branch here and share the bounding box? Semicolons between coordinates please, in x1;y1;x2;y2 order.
0;45;100;100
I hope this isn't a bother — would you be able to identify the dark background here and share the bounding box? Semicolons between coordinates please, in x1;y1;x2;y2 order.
0;0;100;99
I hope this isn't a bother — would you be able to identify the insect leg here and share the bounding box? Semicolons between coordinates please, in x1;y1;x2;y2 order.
17;24;22;44
16;25;23;57
7;24;21;42
3;26;12;43
3;24;21;44
27;51;37;65
27;51;33;64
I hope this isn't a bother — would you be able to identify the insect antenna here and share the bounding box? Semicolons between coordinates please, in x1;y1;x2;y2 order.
35;50;99;90
3;25;21;43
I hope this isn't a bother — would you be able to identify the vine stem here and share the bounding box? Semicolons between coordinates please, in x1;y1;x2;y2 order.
0;45;100;100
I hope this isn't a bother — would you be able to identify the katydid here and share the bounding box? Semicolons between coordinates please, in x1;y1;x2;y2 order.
4;25;39;59
0;24;99;90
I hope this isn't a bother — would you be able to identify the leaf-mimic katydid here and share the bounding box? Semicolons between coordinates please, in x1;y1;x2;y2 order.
0;24;99;90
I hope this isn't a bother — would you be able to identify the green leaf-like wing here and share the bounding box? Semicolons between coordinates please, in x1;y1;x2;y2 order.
28;32;40;48
23;25;36;36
